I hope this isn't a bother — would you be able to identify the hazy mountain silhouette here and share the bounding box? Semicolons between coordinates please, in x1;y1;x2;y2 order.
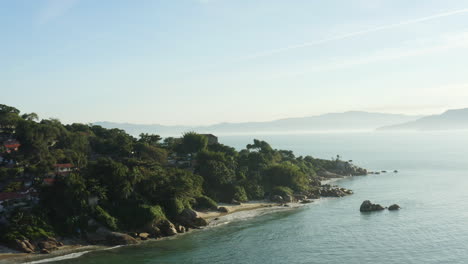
95;111;421;136
377;108;468;131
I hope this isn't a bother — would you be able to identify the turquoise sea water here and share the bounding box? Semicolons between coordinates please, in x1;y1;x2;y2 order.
49;131;468;264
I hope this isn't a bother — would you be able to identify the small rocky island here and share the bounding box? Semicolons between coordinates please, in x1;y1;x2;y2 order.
360;200;401;212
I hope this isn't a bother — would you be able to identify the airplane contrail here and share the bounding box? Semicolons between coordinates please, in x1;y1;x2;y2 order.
242;8;468;60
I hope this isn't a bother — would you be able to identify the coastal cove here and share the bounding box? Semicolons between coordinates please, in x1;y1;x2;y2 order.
6;131;467;264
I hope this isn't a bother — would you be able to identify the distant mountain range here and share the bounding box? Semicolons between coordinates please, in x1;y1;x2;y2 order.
94;111;421;136
377;108;468;131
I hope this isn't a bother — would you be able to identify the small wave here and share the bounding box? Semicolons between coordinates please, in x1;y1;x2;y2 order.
24;246;122;264
209;205;304;227
24;251;91;264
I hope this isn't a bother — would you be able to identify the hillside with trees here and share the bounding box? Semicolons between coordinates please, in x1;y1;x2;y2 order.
0;104;366;253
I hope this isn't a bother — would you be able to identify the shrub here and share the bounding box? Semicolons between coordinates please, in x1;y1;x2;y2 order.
0;209;54;243
232;186;248;202
140;205;166;223
244;184;265;200
110;202;167;230
94;205;118;230
193;195;218;210
165;197;192;217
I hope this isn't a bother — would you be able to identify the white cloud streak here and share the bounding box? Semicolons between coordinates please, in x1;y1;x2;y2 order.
242;8;468;60
267;31;468;79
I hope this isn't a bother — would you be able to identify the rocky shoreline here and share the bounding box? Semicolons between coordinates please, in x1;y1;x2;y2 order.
0;203;299;263
0;178;357;263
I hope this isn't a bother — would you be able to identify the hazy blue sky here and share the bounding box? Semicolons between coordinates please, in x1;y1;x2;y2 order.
1;0;468;125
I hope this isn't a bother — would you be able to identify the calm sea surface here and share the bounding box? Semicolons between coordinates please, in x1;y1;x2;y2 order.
51;131;468;264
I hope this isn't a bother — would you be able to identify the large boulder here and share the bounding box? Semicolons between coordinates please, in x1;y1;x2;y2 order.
360;200;385;212
178;208;208;227
218;206;229;213
140;222;163;238
175;224;186;233
138;233;150;240
157;220;178;236
37;240;59;251
87;227;138;245
105;232;139;246
35;237;61;253
388;204;401;211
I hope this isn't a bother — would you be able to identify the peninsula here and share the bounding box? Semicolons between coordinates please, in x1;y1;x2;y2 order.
0;104;367;260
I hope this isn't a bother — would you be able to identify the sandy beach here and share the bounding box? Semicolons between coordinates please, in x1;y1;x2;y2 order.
197;201;279;221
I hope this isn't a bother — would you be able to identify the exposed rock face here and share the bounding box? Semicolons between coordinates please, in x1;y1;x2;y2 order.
12;237;62;253
218;206;229;213
158;220;178;236
388;204;401;211
24;240;37;252
360;200;385;212
12;239;35;253
178;208;208;227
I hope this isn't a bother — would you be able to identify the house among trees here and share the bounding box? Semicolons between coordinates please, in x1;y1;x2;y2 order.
54;163;74;176
201;134;218;145
3;139;20;153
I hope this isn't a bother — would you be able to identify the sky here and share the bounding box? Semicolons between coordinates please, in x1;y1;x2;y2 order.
1;0;468;125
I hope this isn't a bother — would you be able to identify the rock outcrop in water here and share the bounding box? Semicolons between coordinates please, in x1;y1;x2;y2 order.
178;208;208;228
158;220;178;236
388;204;401;210
360;200;385;212
320;185;353;197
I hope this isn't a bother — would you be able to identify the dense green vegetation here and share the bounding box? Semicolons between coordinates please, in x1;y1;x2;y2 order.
0;104;359;245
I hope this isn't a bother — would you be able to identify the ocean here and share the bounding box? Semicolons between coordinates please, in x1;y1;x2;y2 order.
40;131;468;264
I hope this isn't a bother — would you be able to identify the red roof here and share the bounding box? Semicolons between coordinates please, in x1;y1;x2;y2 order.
0;192;28;202
3;140;20;148
54;163;73;168
5;143;20;148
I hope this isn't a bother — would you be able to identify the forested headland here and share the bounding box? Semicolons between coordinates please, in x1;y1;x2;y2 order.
0;104;367;253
